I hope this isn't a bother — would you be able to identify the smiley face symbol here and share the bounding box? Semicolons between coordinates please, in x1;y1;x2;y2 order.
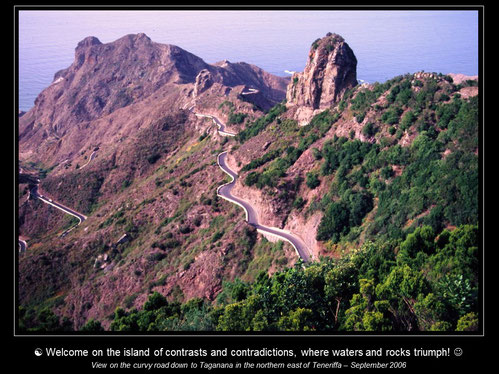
34;348;43;357
454;348;463;357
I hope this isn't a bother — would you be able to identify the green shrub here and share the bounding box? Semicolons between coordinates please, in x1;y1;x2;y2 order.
237;102;286;142
293;197;306;210
362;122;377;137
381;107;403;125
228;112;247;125
306;172;320;189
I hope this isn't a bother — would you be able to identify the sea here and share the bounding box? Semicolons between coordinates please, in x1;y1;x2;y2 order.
18;10;479;112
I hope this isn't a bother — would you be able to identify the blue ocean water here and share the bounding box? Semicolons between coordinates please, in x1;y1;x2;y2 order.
18;10;479;112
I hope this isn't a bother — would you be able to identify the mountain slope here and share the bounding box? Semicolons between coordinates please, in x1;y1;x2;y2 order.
19;33;288;168
18;33;293;330
17;33;479;332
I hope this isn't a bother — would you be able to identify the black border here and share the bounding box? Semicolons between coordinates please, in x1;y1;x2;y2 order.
10;3;490;372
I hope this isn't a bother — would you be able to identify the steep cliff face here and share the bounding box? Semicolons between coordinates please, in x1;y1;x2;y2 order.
286;33;357;110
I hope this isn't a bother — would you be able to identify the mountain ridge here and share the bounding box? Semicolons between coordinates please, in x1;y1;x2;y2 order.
19;33;288;168
17;32;479;332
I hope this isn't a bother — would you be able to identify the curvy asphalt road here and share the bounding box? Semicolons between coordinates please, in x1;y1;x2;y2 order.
29;185;87;238
216;153;312;263
18;184;87;252
19;105;311;263
194;112;236;137
31;185;87;223
79;149;98;169
19;155;94;252
241;88;259;96
188;103;312;262
18;239;27;253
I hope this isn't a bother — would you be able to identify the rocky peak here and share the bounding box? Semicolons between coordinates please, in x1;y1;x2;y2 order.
76;36;102;50
135;32;152;42
19;33;289;166
286;33;357;110
116;33;155;49
74;36;102;68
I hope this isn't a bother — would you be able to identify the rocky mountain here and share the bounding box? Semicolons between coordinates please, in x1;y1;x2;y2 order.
17;32;479;332
288;32;358;108
286;33;357;124
19;33;288;168
18;33;291;330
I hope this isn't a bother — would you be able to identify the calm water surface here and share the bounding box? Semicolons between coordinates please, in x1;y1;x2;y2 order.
18;10;478;111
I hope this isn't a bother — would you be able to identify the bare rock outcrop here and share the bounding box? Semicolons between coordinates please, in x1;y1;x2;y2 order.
287;33;357;110
194;69;214;97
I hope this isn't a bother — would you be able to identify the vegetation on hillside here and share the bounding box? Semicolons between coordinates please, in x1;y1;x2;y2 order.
18;73;479;333
236;74;478;250
79;223;477;332
314;76;477;246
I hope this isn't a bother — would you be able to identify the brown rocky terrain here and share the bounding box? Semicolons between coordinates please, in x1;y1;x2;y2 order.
17;33;293;330
19;33;288;169
17;31;479;331
286;33;357;125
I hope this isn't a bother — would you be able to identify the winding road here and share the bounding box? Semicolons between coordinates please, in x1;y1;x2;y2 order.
216;151;311;262
31;185;87;223
187;102;312;262
241;88;259;96
18;184;87;252
18;239;27;254
31;185;87;230
79;148;98;170
194;112;236;137
19;105;312;263
19;149;98;252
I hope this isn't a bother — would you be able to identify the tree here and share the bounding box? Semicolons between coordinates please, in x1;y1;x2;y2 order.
217;301;252;331
144;292;168;311
316;201;350;242
397;226;436;264
437;274;475;317
80;319;104;332
277;308;315;331
251;310;270;331
324;261;358;326
362;122;377;137
455;312;479;332
375;265;430;331
400;110;417;130
19;306;73;332
413;293;449;331
344;279;392;332
347;191;373;227
306;172;320;189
